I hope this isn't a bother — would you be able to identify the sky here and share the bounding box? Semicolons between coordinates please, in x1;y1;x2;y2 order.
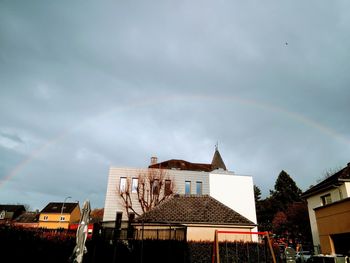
1;1;350;210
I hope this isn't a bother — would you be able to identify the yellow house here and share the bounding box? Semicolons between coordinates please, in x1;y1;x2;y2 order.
39;202;81;229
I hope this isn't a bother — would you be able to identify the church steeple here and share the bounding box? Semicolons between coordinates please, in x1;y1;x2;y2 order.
211;145;227;171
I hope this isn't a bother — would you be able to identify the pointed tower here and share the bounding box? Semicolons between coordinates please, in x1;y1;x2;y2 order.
211;145;227;171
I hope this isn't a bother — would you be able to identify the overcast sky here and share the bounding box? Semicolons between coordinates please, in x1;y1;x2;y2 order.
1;1;350;210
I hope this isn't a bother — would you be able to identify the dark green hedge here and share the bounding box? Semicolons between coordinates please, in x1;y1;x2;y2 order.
0;226;282;263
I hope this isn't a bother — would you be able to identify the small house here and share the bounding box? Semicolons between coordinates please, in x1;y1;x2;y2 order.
132;195;256;242
302;162;350;255
0;205;26;224
38;202;81;229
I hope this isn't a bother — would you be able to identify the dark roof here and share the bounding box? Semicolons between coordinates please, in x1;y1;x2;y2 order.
302;162;350;198
211;149;227;170
0;205;25;213
40;202;79;214
149;159;213;172
134;195;255;226
148;149;227;172
14;212;40;223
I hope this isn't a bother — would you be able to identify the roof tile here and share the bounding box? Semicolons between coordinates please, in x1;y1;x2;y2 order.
135;195;254;226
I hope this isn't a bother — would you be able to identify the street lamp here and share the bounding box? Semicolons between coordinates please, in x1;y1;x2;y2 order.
58;196;71;229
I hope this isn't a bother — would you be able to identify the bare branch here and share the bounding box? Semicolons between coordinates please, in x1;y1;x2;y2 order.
119;168;175;217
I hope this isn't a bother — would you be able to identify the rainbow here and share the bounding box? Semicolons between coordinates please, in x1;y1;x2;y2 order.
1;94;348;188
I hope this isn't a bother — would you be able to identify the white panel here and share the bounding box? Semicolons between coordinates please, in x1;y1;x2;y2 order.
209;173;257;224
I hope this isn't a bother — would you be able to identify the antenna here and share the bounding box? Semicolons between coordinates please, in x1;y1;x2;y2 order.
215;141;219;151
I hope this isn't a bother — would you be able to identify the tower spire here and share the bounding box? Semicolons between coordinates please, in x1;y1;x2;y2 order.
211;145;227;171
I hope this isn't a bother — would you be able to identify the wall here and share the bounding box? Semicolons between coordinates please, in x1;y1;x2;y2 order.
342;182;350;198
103;167;210;221
306;184;349;248
314;198;350;254
186;225;254;242
133;224;254;242
209;173;257;228
38;213;70;229
70;206;81;224
306;194;322;248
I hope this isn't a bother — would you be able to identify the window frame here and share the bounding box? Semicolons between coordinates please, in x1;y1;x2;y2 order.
185;181;191;195
196;181;203;195
152;179;160;195
119;177;127;193
132;178;138;193
165;180;172;196
321;193;332;206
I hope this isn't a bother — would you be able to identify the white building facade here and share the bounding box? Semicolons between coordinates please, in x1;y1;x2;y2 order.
103;150;258;235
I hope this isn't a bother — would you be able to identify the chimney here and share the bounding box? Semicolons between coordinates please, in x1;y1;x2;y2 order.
151;156;158;165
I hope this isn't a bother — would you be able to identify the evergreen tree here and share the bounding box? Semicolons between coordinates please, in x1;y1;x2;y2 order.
270;170;302;211
256;196;275;231
254;185;262;202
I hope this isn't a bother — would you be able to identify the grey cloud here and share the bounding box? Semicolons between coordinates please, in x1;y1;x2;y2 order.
0;0;349;209
0;131;24;144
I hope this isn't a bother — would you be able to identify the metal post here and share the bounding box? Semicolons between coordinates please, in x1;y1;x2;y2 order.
266;232;277;263
141;219;144;263
58;196;71;229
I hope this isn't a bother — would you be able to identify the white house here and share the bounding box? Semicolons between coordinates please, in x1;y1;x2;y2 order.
301;162;350;254
103;149;258;236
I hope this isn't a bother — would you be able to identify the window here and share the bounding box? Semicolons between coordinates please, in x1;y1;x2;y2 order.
196;181;202;195
165;180;172;195
132;178;138;193
153;179;160;195
119;177;127;192
321;193;332;206
60;216;65;221
185;181;191;195
43;216;49;221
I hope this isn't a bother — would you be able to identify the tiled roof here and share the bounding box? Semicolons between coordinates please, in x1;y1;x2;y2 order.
134;195;255;226
40;202;79;214
302;162;350;198
14;212;40;223
149;159;213;172
148;149;228;172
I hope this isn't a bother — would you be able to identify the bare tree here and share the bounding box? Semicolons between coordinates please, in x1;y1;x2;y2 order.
317;166;343;183
119;168;175;217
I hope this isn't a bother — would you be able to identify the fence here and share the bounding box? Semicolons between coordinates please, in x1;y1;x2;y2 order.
101;226;186;241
